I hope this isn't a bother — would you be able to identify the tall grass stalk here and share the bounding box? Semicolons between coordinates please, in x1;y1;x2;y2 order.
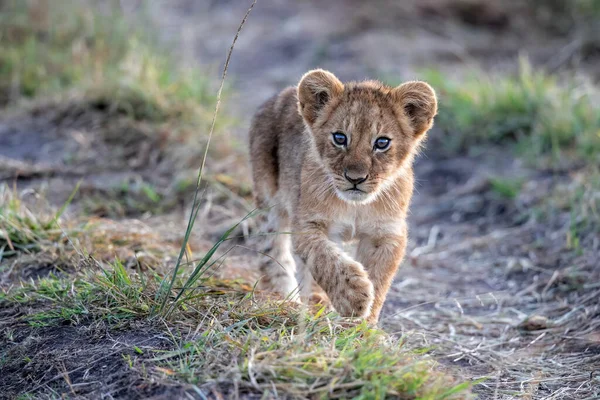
155;0;257;315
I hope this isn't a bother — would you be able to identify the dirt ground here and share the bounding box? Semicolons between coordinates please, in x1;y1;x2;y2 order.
1;0;599;398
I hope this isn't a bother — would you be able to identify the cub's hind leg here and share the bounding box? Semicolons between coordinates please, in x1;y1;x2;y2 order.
257;207;299;300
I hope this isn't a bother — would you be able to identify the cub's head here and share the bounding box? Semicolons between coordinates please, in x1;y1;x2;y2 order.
297;69;437;204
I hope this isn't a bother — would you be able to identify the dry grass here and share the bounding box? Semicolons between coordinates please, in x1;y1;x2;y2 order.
387;289;600;398
0;185;178;285
383;165;600;398
0;184;73;258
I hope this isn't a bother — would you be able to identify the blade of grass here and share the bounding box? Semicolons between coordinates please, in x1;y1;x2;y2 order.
165;209;260;317
51;180;81;225
440;378;486;399
156;0;258;314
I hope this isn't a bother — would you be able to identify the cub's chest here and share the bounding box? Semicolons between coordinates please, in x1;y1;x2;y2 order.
328;220;356;243
327;212;369;243
326;210;406;245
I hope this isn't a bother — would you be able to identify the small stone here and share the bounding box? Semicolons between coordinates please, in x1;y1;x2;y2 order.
518;315;551;331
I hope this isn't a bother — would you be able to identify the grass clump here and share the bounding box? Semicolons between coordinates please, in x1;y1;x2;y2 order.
0;183;174;276
569;168;600;232
0;185;70;257
489;177;524;200
0;0;218;125
157;317;469;399
424;60;600;167
555;167;600;249
82;180;170;218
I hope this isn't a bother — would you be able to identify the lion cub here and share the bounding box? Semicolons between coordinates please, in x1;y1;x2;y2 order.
249;69;437;323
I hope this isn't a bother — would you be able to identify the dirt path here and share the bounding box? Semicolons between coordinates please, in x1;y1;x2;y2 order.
385;154;599;397
149;0;577;112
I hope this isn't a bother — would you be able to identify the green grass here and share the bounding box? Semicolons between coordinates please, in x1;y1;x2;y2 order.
489;177;524;200
3;261;472;399
0;0;219;125
423;60;600;167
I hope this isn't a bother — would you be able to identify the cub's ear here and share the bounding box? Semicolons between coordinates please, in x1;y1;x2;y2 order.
297;69;344;126
392;81;437;137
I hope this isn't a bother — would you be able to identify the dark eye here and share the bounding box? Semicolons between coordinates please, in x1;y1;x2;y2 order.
332;132;347;146
374;137;391;150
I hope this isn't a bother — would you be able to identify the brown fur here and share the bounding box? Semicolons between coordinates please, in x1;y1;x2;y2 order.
249;69;437;323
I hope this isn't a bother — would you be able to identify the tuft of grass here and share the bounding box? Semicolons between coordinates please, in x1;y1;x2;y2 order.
489;177;524;200
82;180;171;218
0;183;176;277
153;0;258;318
0;0;219;125
0;185;73;258
157;320;468;399
423;59;600;167
566;168;600;249
534;167;600;251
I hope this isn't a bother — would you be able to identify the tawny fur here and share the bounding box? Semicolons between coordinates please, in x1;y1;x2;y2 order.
249;69;437;323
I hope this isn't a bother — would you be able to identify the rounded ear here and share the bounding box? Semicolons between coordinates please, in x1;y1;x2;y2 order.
392;81;437;136
297;69;344;126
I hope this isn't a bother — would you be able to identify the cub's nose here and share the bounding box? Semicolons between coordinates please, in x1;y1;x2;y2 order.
344;171;368;185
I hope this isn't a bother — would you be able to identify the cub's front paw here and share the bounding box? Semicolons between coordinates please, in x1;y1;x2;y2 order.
329;260;374;318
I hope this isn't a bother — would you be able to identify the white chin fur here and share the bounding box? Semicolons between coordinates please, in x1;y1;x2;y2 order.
335;188;378;205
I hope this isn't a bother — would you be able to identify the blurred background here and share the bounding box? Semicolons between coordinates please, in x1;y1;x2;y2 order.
1;0;599;397
2;0;599;226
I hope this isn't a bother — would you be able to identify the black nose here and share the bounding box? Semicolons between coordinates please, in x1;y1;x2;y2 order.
344;172;368;185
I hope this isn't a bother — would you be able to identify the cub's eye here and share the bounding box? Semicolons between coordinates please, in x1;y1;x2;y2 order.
374;137;391;151
332;132;348;147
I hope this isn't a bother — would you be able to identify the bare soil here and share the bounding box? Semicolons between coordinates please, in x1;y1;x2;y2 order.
0;321;189;399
